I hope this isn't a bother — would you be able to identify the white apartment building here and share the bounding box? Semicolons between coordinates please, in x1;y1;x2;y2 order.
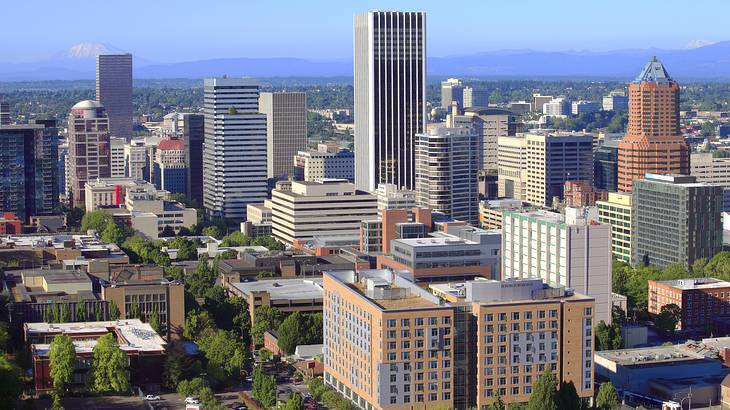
202;77;268;221
110;137;126;178
293;148;354;182
501;209;612;324
270;179;377;244
543;97;571;116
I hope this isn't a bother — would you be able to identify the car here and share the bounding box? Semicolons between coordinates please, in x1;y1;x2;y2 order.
145;395;161;401
185;397;200;404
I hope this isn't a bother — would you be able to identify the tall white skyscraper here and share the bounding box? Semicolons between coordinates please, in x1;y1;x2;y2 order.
203;77;267;221
353;11;426;192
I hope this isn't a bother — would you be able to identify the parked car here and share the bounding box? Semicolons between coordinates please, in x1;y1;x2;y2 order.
145;395;161;401
185;397;200;404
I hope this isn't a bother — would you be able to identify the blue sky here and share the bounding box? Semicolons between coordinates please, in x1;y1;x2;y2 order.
2;0;728;63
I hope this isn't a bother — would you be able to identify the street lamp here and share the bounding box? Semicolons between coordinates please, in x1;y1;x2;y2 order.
673;386;692;410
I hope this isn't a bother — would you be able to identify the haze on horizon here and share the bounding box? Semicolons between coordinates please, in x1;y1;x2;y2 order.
1;0;728;64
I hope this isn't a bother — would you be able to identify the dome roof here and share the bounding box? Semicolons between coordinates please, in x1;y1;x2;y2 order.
72;100;104;110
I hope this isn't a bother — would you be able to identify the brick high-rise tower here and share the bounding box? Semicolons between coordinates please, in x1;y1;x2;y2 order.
617;57;689;192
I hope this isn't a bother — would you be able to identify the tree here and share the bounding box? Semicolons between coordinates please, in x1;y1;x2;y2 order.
148;306;162;334
126;302;141;320
556;381;581;410
221;231;249;247
184;309;215;341
177;377;206;398
252;365;276;408
88;333;129;393
0;322;9;353
162;349;186;389
197;329;249;380
59;303;71;323
252;306;284;346
159;225;177;238
489;394;505;410
65;207;85;230
257;270;278;279
277;312;305;355
527;371;558;410
595;382;619;410
595;320;622;351
101;223;127;246
202;226;222;240
655;303;681;332
75;303;87;322
0;356;23;409
50;392;64;410
80;210;112;233
49;334;75;394
108;300;120;320
94;305;103;321
283;393;305;410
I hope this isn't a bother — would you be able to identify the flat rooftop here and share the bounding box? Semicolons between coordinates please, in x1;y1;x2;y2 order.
28;319;166;355
507;209;565;223
348;279;438;310
655;278;730;290
231;278;323;300
596;344;709;366
394;236;470;247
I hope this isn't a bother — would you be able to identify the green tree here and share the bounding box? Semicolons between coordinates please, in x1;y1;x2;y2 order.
177;377;206;398
557;381;581;410
277;312;305;355
595;320;622;351
257;270;278;279
94;305;103;321
595;382;619;410
655;303;681;332
59;303;71;323
50;392;64;410
221;231;249;247
0;356;23;408
75;303;87;322
80;210;113;233
65;207;85;230
159;225;177;238
108;301;120;320
252;306;284;346
126;302;141;320
169;193;197;209
162;349;186;389
101;223;127;246
148;306;162;334
250;235;284;251
88;333;129;393
197;329;249;380
252;365;276;408
527;371;558;410
49;334;75;394
283;393;305;410
202;226;222;239
184;309;215;341
489;394;505;410
0;322;9;353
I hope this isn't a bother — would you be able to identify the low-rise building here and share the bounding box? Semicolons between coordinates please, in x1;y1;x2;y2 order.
0;212;22;234
563;181;607;208
226;278;323;324
648;278;730;332
478;199;532;230
26;320;166;393
293;148;354;182
0;233;130;270
376;184;417;215
241;202;273;237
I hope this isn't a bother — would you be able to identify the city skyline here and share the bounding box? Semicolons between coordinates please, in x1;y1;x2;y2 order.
1;0;728;64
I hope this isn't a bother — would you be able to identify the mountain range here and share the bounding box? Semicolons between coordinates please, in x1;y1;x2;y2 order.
2;41;730;81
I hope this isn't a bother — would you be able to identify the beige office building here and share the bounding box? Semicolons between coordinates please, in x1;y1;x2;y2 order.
497;136;527;200
270;179;377;244
67;100;111;207
259;92;307;178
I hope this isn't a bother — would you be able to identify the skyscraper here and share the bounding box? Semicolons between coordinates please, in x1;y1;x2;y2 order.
96;54;133;140
203;77;267;221
617;57;689;192
354;11;426;192
154;138;188;195
109;137;126;178
66;100;111;207
163;112;205;207
0;101;10;125
259;92;307;178
415;127;480;225
0;120;59;220
441;78;464;109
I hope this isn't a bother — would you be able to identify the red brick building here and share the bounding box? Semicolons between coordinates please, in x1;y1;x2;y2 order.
563;181;608;207
0;212;22;234
648;278;730;331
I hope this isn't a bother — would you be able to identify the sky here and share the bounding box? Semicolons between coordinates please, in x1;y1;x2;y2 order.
2;0;728;63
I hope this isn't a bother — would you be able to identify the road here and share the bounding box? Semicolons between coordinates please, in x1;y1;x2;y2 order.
31;396;147;410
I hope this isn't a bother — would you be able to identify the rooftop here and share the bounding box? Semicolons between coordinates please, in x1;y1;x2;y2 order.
28;319;166;355
328;269;442;310
655;277;730;290
230;278;324;300
634;56;674;85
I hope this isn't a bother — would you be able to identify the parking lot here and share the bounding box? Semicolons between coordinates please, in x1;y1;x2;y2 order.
31;396;147;410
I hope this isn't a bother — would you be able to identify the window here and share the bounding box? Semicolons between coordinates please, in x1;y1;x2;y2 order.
387;319;396;327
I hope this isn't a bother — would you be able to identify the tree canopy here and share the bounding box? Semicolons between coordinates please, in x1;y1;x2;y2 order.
527;371;558;410
88;333;129;393
596;382;619;410
49;334;75;394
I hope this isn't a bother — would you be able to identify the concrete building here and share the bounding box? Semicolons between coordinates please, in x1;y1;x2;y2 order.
452;108;520;171
376;184;417;215
27;319;165;394
101;268;185;340
463;86;489;108
571;101;600;115
271;179;377;244
478;199;532;230
441;78;464;110
617;57;689;192
415;127;480;225
502;210;612;323
124;140;148;182
259;92;307;178
691;151;730;211
203;77;268;221
596;192;633;263
109;137;126;178
602;90;629;112
522;132;594;207
543;97;571;116
360;207;432;255
96;54;133;140
84;178;153;211
241;202;273;237
648;278;730;332
153;138;187;195
594;140;619;192
0;120;59;220
293;148;354;182
354;11;426;192
377;224;501;282
497;135;528;200
67;100;111;207
532;94;553;114
121;184;196;240
631;174;722;268
226;278;323;324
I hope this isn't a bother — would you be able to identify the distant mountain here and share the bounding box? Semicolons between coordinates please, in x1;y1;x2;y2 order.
2;41;730;81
